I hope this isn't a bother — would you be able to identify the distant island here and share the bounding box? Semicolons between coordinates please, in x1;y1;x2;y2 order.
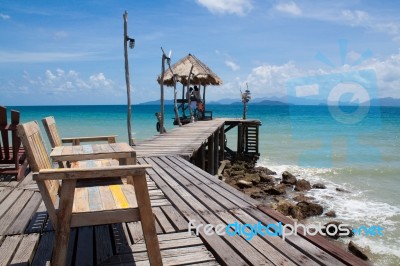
138;97;400;107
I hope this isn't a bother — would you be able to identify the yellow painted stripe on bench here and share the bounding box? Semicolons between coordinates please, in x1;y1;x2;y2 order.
109;185;129;208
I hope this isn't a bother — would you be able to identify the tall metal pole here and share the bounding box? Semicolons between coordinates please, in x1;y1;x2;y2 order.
123;11;133;145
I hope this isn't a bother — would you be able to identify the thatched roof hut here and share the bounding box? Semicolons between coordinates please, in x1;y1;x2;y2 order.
157;53;223;87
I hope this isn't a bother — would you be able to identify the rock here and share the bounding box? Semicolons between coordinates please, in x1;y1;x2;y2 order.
293;194;314;202
281;171;297;185
260;173;275;183
296;201;323;218
244;173;261;184
294;179;311;191
325;210;336;217
312;183;327;189
255;166;277;175
348;241;369;261
322;221;354;239
231;170;245;176
274;200;296;216
250;191;265;199
223;169;231;177
264;184;286;195
232;163;246;171
336;187;351;193
237;180;253;188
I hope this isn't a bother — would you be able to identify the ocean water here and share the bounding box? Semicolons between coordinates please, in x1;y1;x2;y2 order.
9;104;400;265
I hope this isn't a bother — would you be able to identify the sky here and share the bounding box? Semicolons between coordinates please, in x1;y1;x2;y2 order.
1;0;400;105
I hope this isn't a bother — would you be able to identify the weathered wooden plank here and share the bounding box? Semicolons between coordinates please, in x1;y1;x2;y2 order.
10;233;40;265
109;185;129;209
0;235;23;266
87;186;102;211
120;184;138;208
98;185;117;210
95;225;114;265
0;187;12;204
161;205;188;231
6;192;42;235
75;226;94;266
152;207;175;233
126;221;143;243
0;188;24;220
31;231;54;266
73;187;89;213
0;190;34;235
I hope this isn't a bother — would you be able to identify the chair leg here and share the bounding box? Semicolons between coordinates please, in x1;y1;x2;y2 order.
52;180;76;265
133;173;163;266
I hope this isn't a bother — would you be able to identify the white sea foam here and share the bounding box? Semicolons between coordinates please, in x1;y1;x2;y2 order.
256;158;400;262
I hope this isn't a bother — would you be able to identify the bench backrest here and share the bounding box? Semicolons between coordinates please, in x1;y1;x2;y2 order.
1;106;22;164
42;116;62;148
17;121;59;206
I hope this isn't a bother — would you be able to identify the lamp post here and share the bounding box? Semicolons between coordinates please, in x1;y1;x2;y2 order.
123;11;135;146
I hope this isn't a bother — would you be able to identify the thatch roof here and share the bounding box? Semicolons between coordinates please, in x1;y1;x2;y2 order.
157;53;223;87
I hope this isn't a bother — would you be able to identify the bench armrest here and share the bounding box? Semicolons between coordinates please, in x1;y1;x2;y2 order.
33;164;151;181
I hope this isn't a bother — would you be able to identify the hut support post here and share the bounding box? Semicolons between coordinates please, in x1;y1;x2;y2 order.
187;66;194;122
207;134;214;175
123;11;133;145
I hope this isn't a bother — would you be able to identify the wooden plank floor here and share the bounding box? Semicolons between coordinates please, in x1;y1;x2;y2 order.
0;156;368;265
135;120;225;159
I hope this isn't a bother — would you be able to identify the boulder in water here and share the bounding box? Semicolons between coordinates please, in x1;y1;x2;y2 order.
312;183;327;189
294;179;311;191
348;241;369;261
281;171;297;185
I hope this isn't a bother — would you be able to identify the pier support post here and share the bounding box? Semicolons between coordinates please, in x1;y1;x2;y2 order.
214;131;219;175
219;126;224;161
207;134;214;175
237;123;243;155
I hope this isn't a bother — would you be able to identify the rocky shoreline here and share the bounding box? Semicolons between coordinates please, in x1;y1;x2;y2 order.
220;159;369;261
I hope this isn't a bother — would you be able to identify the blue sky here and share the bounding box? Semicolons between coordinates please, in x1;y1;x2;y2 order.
1;0;400;105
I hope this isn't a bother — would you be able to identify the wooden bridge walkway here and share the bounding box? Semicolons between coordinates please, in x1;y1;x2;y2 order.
0;119;368;265
0;156;367;265
134;119;225;159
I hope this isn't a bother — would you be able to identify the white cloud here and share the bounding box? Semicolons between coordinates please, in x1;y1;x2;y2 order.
225;60;240;71
0;13;10;20
196;0;252;16
341;9;369;26
275;1;302;16
11;68;117;95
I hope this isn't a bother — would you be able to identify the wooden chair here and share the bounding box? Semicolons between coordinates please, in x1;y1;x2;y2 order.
42;116;119;168
18;121;162;265
0;106;27;180
42;116;117;147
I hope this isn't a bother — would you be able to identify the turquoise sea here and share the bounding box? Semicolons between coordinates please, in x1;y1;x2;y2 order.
10;104;400;265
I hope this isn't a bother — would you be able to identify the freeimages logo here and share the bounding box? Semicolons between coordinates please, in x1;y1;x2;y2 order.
188;220;383;241
286;40;381;167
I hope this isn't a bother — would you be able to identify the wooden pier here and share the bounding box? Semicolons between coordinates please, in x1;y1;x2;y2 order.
0;119;368;265
135;119;261;175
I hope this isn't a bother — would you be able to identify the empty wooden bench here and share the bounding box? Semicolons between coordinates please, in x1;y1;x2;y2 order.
18;121;162;265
